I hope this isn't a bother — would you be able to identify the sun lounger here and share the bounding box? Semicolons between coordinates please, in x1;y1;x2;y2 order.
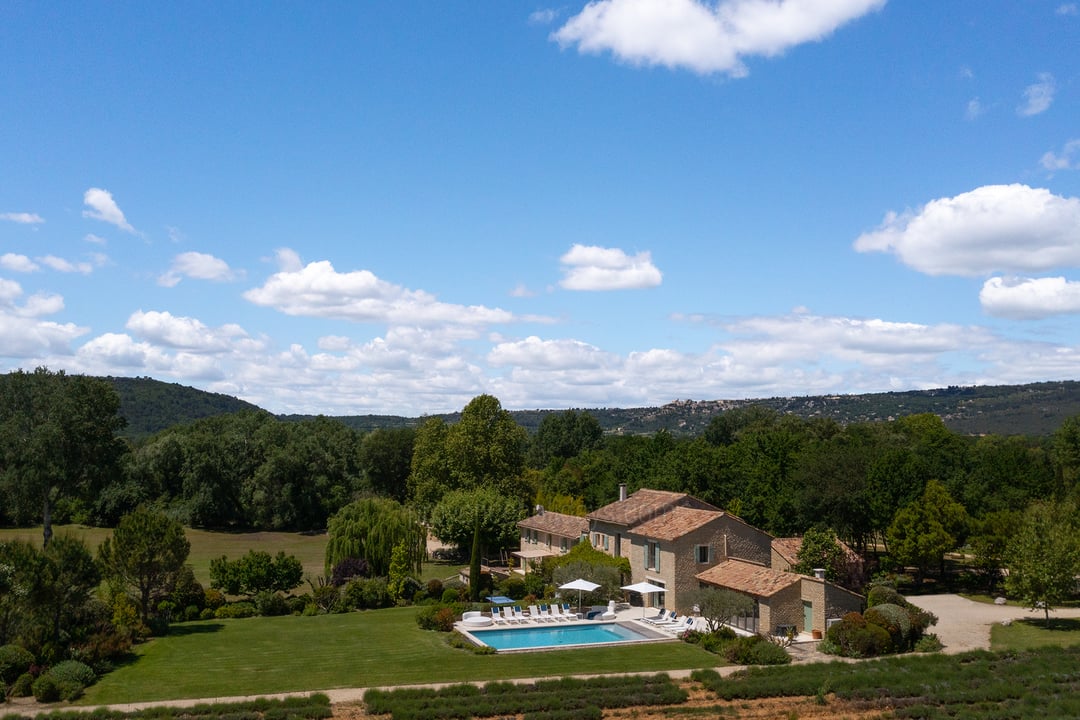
641;607;666;623
646;610;678;625
561;603;578;620
529;604;550;622
491;607;508;625
661;616;695;633
512;605;529;623
548;604;569;621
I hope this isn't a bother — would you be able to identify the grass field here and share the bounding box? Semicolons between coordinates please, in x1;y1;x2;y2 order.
81;607;718;704
991;617;1080;650
0;525;463;588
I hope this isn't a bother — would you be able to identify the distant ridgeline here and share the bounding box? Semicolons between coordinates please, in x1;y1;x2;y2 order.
105;376;1080;439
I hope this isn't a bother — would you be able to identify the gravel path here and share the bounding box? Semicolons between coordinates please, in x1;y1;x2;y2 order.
906;594;1080;653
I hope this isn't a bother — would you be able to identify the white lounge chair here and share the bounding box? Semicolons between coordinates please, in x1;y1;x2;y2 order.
661;616;695;633
601;600;617;620
641;607;667;623
528;604;550;622
547;604;568;621
512;605;529;623
646;610;678;626
491;607;508;625
561;603;578;620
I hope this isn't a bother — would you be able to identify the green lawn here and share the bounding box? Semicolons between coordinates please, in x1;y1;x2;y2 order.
991;617;1080;650
82;607;718;704
1;525;465;588
0;525;330;586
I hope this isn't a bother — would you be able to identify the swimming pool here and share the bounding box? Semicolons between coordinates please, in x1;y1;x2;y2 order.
462;621;669;652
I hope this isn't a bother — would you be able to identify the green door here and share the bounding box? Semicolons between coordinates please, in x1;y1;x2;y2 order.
803;601;813;633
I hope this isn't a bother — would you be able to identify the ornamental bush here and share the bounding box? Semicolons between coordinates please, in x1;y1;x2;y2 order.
12;672;35;697
865;603;912;650
48;659;95;689
0;644;35;685
867;583;903;608
31;673;60;703
416;603;462;632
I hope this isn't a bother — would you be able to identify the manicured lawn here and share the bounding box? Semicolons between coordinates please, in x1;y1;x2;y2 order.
991;617;1080;650
82;607;719;704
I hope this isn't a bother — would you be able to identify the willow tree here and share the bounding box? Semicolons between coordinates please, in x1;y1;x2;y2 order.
325;497;424;577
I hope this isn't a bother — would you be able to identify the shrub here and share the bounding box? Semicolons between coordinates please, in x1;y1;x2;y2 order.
0;644;35;685
498;574;527;600
199;608;217;620
446;631;495;655
441;587;463;604
416;603;462;632
866;583;903;608
865;603;912;650
344;577;390;610
426;578;444;599
12;672;35;697
215;602;257;619
330;557;371;588
254;591;290;617
723;635;791;665
204;588;226;609
73;627;133;673
825;612;893;657
48;660;95;689
31;673;60;703
914;633;943;652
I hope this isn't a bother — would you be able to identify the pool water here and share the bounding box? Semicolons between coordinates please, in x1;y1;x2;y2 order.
466;622;661;651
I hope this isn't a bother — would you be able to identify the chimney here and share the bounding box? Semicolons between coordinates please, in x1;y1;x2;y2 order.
813;568;826;580
618;483;627;501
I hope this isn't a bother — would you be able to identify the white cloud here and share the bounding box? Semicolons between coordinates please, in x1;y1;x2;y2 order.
126;310;251;352
980;276;1080;319
965;98;983;120
529;8;559;24
38;255;94;274
489;336;616;370
0;280;85;357
552;0;886;76
158;251;239;287
82;187;136;233
510;283;536;298
1041;139;1080;171
84;233;108;245
0;212;44;224
274;247;304;272
0;253;39;273
243;256;520;326
1056;3;1078;15
1018;73;1055;116
559;243;662;290
854;184;1080;276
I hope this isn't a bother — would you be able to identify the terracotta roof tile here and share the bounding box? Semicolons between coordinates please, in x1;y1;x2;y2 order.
696;559;802;598
518;511;588;538
587;488;718;527
628;507;724;541
771;537;803;566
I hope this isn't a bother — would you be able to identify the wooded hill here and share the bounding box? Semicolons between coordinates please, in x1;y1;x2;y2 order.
107;376;1080;439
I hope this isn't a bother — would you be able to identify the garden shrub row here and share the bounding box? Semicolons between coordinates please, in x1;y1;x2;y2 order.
0;693;330;720
693;645;1080;719
681;629;790;666
363;674;686;720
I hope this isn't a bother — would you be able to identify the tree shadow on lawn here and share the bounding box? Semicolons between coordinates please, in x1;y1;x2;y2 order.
1018;618;1080;632
167;622;226;637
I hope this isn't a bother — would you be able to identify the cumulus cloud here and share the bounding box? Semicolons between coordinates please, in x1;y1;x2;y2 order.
0;212;44;224
243;256;520;326
559;244;662;290
84;233;108;245
82;187;136;233
126;310;251;352
38;255;95;274
854;184;1080;276
0;280;85;357
488;336;616;370
1041;139;1080;172
1;253;39;273
158;251;239;287
980;276;1080;319
1018;73;1055;116
552;0;885;76
1057;3;1078;15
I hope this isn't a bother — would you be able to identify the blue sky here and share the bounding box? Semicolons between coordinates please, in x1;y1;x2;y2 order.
2;1;1079;416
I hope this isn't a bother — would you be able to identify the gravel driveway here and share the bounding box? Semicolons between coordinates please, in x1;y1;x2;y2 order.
906;594;1080;653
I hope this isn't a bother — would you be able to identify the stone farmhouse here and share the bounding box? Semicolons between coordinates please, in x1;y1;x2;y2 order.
517;485;863;636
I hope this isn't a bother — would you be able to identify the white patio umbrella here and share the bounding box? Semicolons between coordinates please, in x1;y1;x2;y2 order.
621;581;667;618
559;578;601;614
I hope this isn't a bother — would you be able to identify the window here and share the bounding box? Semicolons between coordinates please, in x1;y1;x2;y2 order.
646;541;660;571
593;533;601;548
696;544;710;564
603;535;609;551
561;538;568;552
